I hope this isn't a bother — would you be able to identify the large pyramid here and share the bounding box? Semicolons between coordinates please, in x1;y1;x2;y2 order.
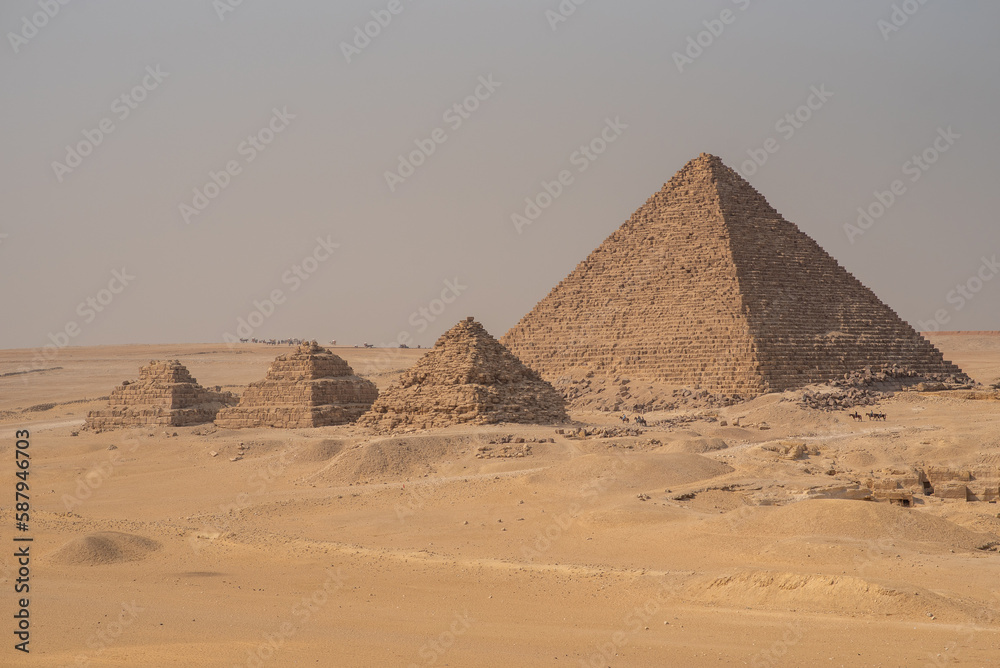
501;153;967;399
215;342;378;428
358;317;568;432
85;360;236;430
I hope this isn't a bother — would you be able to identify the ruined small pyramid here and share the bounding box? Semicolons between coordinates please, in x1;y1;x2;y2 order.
215;341;378;429
501;153;967;399
85;360;236;431
358;317;568;432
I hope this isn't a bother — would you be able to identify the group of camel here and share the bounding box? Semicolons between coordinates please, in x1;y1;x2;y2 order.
237;338;306;346
620;414;648;426
624;410;886;427
850;411;887;422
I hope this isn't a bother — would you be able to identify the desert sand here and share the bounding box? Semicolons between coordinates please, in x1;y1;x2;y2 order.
1;335;998;667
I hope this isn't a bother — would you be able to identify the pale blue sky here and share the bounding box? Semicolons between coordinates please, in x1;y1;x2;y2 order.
2;1;999;349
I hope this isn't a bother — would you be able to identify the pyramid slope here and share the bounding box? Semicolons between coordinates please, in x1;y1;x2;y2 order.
359;317;568;432
215;342;378;429
501;153;966;398
85;360;235;430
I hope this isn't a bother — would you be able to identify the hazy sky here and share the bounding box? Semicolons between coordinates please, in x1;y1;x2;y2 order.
3;1;999;352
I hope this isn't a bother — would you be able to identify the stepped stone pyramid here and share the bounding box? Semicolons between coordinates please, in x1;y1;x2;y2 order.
501;153;967;399
358;317;568;432
85;360;236;430
215;341;378;429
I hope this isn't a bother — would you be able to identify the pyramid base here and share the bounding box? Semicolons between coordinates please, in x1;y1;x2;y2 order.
214;404;371;429
85;405;226;431
358;384;570;434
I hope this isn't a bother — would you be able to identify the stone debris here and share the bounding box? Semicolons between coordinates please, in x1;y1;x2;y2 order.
760;441;818;460
650;415;706;430
804;485;873;501
475;444;531;459
501;153;969;406
798;364;973;411
486;435;554;445
563;426;644;439
85;360;237;431
557;373;746;412
215;341;377;429
358;317;568;433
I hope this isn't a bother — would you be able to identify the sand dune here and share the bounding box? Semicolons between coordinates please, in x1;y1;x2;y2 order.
48;532;161;566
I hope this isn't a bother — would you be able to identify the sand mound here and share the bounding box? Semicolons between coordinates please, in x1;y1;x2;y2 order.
50;532;161;566
533;452;733;492
716;500;997;550
839;449;878;468
312;435;474;484
295;439;345;462
668;437;728;454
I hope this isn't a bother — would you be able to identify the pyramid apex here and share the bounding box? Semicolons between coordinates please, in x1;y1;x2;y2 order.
683;152;728;171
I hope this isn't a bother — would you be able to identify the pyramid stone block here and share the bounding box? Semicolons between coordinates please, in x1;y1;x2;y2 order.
359;317;568;432
85;360;236;430
215;341;377;429
501;153;967;399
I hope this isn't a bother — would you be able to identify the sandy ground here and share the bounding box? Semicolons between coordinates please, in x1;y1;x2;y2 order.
1;336;999;667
